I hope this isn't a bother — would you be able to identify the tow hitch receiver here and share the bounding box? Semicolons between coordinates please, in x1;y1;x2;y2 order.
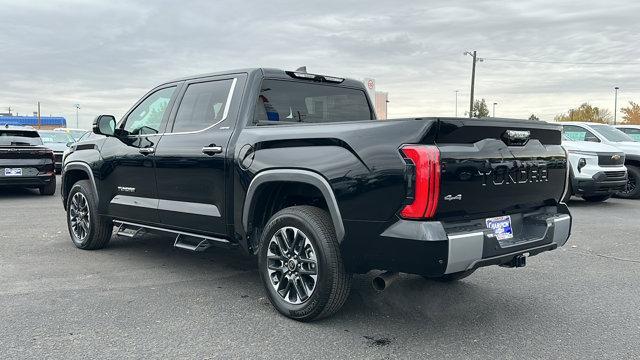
501;253;528;268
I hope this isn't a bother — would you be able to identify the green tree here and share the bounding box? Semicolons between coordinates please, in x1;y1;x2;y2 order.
472;98;490;118
621;101;640;125
528;114;540;121
554;103;611;123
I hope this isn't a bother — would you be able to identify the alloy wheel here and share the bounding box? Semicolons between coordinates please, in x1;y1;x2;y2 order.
266;226;318;305
69;192;90;241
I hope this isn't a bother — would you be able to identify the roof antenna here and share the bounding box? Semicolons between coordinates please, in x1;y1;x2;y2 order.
295;66;307;73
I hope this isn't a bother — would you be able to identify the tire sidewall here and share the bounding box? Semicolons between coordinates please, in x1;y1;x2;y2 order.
617;165;640;199
258;209;334;320
66;181;98;248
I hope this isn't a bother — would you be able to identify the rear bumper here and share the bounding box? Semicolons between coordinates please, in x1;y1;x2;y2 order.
573;170;627;195
0;174;55;187
342;206;571;276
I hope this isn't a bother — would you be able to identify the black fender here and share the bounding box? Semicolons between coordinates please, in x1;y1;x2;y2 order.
242;169;345;242
62;162;99;206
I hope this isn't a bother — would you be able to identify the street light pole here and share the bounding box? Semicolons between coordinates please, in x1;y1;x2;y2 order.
74;104;80;128
455;90;459;117
464;51;483;118
613;87;619;125
493;102;497;117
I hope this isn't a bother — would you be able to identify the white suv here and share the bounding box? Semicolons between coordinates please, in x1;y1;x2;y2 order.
615;125;640;142
561;122;640;199
562;136;627;202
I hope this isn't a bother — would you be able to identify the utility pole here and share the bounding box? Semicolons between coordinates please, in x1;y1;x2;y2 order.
464;51;483;118
37;102;41;129
493;102;497;117
455;90;459;117
614;87;619;125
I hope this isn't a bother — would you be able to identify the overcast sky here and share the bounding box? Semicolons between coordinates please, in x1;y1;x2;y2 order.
1;0;639;129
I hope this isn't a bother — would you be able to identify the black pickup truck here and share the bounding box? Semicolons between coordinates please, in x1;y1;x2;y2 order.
61;68;571;321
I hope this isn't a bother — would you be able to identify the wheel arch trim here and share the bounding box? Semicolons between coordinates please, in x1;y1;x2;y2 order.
63;162;98;202
242;169;345;242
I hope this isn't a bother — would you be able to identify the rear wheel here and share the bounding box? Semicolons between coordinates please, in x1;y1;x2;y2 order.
616;165;640;199
66;180;112;250
39;176;56;196
424;269;476;282
258;205;351;321
582;194;611;202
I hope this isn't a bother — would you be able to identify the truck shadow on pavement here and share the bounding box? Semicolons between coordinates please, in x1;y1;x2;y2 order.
99;231;540;338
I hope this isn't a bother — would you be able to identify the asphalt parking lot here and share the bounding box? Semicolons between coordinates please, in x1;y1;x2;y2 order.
1;178;639;359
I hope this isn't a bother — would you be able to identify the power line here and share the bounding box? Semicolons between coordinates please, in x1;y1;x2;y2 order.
482;57;640;66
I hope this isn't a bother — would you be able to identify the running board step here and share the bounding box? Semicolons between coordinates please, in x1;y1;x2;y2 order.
116;223;144;238
174;234;211;252
112;220;234;252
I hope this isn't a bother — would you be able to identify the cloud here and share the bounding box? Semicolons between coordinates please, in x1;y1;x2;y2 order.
0;0;638;127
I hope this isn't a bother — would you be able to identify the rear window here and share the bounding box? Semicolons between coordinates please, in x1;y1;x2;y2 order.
0;130;43;146
39;131;74;143
252;80;373;125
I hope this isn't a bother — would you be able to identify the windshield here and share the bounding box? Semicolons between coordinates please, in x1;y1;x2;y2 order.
589;124;634;142
0;129;43;146
39;131;74;143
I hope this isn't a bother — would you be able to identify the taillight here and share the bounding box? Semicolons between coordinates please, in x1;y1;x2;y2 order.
399;145;440;219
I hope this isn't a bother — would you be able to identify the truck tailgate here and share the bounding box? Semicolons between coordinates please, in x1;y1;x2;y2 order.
434;118;566;220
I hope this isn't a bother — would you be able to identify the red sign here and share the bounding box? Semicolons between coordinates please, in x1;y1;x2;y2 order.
367;80;375;89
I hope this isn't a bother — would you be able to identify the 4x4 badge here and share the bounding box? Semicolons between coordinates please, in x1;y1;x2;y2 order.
444;194;462;201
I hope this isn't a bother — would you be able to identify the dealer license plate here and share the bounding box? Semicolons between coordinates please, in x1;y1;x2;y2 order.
4;168;22;176
485;215;513;240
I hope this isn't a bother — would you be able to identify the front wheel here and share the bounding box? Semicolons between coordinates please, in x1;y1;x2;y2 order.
257;206;351;321
66;180;113;250
616;165;640;199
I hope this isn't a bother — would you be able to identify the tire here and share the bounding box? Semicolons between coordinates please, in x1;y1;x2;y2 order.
257;205;351;321
616;165;640;199
582;194;611;202
66;180;112;250
561;179;573;203
424;269;476;282
39;176;56;196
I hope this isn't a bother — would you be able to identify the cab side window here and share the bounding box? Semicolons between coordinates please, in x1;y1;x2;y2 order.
562;125;600;142
123;86;176;135
171;79;234;133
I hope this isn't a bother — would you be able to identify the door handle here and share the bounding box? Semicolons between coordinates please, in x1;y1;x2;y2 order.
202;146;223;156
139;147;155;155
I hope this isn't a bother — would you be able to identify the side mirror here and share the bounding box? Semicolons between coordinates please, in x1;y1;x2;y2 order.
93;115;116;136
66;141;74;147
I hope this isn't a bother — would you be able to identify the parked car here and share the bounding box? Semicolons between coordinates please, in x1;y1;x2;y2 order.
561;122;640;198
38;130;75;173
53;128;89;141
615;125;640;142
0;125;56;195
62;68;571;321
561;135;627;202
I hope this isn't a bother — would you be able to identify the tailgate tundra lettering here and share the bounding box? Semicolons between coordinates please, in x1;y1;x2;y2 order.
479;162;549;186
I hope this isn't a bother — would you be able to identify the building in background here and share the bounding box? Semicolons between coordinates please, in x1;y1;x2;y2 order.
0;115;66;129
362;78;389;119
375;91;388;119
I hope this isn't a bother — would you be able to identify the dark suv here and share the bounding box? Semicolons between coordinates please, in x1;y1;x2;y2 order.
62;68;571;321
0;125;56;195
